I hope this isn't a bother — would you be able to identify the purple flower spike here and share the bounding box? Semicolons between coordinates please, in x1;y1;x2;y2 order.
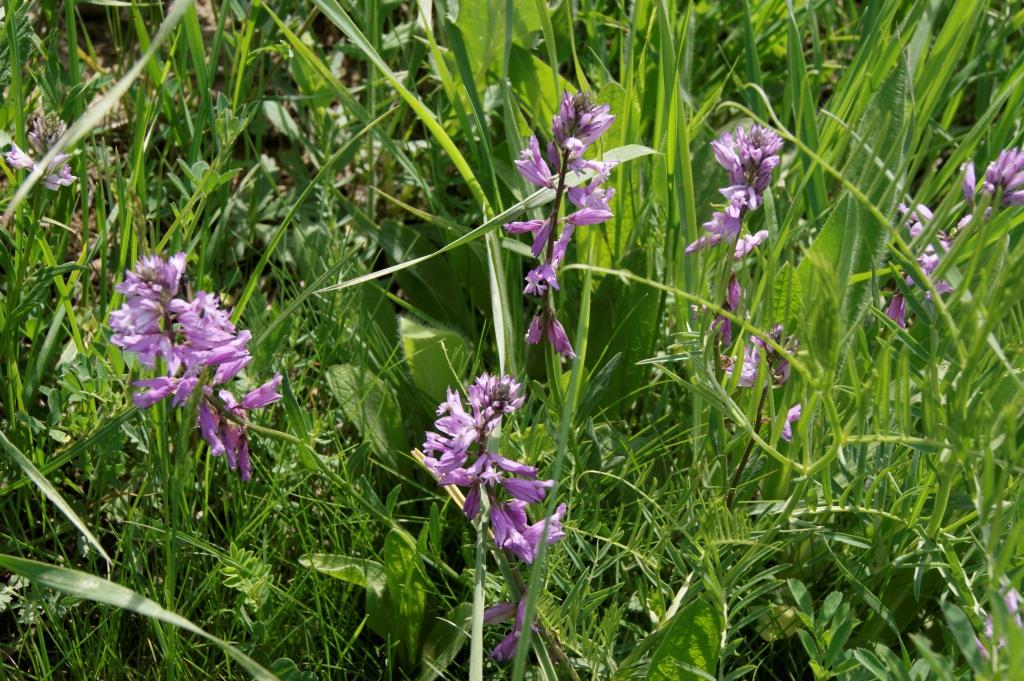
505;90;616;358
110;252;280;481
3;115;77;191
982;148;1024;205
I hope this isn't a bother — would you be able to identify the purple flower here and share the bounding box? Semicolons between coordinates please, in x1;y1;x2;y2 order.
963;162;977;204
505;91;616;357
976;587;1023;659
733;230;769;260
687;125;782;255
726;324;796;388
486;597;535;661
514;136;555;189
725;345;761;388
3;115;77;191
781;403;802;442
552;92;614;149
885;293;907;328
110;253;280;481
524;264;559;296
712;276;742;345
982;149;1024;205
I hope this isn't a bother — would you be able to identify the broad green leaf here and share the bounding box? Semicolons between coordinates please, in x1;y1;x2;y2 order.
0;430;112;567
797;58;912;332
419;602;472;681
324;364;408;462
0;555;276;680
383;530;431;666
399;317;470;403
508;45;570;126
647;597;723;681
300;552;389;639
455;0;541;84
940;602;984;674
772;261;803;330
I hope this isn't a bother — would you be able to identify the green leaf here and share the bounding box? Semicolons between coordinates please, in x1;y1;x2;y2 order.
772;261;803;330
299;553;389;639
419;602;472;681
382;530;431;666
646;597;723;681
0;555;276;680
796;58;912;331
399;317;470;403
455;0;541;84
940;601;984;674
324;364;408;462
787;579;815;628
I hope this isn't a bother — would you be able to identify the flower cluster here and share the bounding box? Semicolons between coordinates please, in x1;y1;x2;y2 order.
110;253;280;480
884;204;954;328
722;324;801;441
3;115;76;190
505;91;617;359
964;148;1024;207
421;373;567;659
686;124;781;256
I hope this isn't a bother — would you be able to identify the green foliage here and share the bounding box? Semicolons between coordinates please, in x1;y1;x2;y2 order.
2;1;1023;679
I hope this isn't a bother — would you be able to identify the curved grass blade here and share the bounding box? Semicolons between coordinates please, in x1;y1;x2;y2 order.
0;430;113;569
0;555;277;680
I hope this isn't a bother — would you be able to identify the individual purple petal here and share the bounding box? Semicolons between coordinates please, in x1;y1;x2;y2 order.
502;477;553;503
171;376;199;407
526;316;544;344
4;144;35;170
963;161;976;204
504;219;545;235
241;374;283;409
733;230;769;259
886;293;907;328
685;233;725;253
727;276;742;311
484;601;518;625
546;318;575;359
131;377;178;408
198;401;225;455
514;136;554;188
462;485;481;519
781;403;802;442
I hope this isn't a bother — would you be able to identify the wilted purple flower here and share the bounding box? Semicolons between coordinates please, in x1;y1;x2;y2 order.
110;253;281;480
781;404;802;442
504;90;616;359
3;115;77;191
885;293;907;328
687;125;782;255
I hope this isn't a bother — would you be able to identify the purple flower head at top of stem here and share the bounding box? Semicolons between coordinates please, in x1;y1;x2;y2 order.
551;91;615;150
712;124;783;211
781;403;802;442
3;115;77;191
422;374;526;477
421;373;568;566
110;253;281;481
688;125;782;255
109;253;188;370
526;314;575;359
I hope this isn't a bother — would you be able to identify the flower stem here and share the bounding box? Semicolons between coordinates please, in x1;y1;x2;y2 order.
727;385;769;508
